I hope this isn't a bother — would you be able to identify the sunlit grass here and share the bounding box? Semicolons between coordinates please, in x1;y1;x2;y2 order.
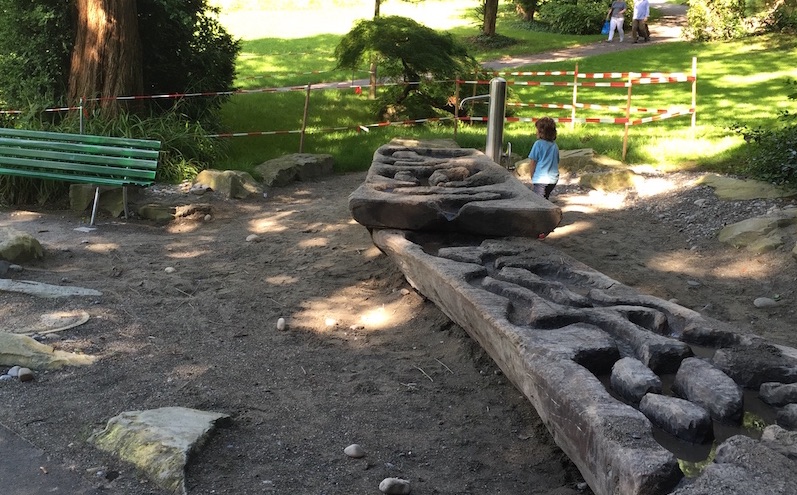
208;1;797;176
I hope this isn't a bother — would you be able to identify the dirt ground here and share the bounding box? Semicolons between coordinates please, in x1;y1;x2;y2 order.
1;167;796;495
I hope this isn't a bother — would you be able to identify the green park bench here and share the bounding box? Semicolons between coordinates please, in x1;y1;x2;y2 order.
0;127;161;225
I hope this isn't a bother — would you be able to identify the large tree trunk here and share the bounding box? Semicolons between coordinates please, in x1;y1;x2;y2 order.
483;0;499;36
68;0;143;115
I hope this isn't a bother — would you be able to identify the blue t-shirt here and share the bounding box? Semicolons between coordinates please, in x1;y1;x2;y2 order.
528;139;560;184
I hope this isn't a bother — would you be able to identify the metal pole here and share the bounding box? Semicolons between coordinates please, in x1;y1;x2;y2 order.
485;77;506;165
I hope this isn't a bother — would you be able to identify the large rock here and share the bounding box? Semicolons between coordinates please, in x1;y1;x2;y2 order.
671;434;797;494
349;141;562;237
69;184;130;217
0;333;96;369
672;357;744;424
193;169;263;199
91;407;230;495
253;153;334;187
0;227;43;263
611;357;662;403
760;382;797;407
639;393;713;444
697;174;797;200
717;209;797;252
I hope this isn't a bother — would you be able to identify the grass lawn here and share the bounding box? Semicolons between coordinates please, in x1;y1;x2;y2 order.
209;0;797;175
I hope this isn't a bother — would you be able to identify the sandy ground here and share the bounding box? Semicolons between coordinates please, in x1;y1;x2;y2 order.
1;167;796;495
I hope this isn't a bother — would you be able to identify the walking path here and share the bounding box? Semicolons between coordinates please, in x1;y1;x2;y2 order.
484;0;687;70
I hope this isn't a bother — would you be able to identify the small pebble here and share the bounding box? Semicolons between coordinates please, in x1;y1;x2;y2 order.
687;280;701;287
246;234;260;242
17;368;34;382
344;444;365;458
400;288;411;296
379;477;411;495
754;297;778;308
276;318;286;331
164;267;176;274
204;214;212;222
0;375;12;382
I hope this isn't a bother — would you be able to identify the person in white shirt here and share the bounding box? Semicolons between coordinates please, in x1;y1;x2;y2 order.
632;0;651;43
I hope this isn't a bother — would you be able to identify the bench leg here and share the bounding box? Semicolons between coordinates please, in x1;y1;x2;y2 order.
123;186;129;220
90;186;100;226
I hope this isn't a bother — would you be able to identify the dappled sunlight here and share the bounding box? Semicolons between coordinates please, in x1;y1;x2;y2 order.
166;248;210;259
248;210;295;233
647;250;774;281
558;189;629;211
169;363;211;381
298;237;329;248
547;220;594;237
84;242;121;254
292;286;411;334
265;274;298;285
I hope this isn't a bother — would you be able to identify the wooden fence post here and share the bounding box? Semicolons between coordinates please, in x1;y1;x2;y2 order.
299;83;311;153
622;74;633;161
571;63;578;130
454;78;460;140
691;57;697;131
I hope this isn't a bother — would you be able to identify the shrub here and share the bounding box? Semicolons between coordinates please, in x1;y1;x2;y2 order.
684;0;748;41
538;0;609;35
735;80;797;185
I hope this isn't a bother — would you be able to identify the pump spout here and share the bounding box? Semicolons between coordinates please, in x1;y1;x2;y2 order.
459;94;490;110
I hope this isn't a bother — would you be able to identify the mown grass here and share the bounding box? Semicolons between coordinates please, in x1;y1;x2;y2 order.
211;1;797;175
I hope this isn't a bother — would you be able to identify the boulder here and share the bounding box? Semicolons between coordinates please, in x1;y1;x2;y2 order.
0;227;43;263
760;382;797;407
639;393;713;444
718;209;797;252
91;407;231;495
253;153;334;187
672;357;744;424
0;333;96;369
194;169;262;199
697;174;797;200
579;169;642;192
611;357;662;403
69;184;129;217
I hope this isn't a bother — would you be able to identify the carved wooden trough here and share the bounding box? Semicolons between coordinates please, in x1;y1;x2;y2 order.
349;140;797;495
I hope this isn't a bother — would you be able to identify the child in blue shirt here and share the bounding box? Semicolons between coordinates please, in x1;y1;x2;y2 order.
528;116;560;200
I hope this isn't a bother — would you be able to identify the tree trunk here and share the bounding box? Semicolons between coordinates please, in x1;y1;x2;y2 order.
369;0;382;100
68;0;143;115
483;0;499;36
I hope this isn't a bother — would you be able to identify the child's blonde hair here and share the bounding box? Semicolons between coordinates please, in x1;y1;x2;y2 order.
535;117;557;141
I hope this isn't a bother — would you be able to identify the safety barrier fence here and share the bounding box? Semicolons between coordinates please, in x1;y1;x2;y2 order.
0;58;696;161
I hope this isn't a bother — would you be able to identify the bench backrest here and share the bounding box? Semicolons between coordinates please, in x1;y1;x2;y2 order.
0;128;161;187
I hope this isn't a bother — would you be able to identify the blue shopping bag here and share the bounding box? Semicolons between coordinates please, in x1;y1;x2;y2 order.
601;20;610;35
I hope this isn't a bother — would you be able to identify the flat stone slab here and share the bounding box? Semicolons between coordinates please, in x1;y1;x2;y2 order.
371;229;797;495
348;141;562;237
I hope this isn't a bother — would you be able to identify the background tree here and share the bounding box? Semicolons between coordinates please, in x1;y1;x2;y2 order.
336;15;480;120
483;0;500;35
514;0;542;21
69;0;143;114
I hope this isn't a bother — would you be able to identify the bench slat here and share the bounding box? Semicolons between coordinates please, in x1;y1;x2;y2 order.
0;137;161;161
0;128;162;151
0;146;158;171
0;166;155;187
0;156;156;180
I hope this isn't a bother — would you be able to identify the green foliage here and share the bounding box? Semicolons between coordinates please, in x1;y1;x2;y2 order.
756;0;797;32
734;79;797;186
538;0;609;35
335;16;481;120
0;0;72;110
138;0;241;127
684;0;748;40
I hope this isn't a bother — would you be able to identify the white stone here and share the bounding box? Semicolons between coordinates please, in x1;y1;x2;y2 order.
8;365;20;377
204;214;212;222
246;234;260;242
379;477;411;494
17;367;34;382
754;297;778;308
164;267;177;274
344;443;365;458
276;318;286;331
0;375;12;381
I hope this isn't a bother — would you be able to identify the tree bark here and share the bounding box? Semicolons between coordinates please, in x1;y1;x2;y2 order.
68;0;143;115
483;0;499;36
